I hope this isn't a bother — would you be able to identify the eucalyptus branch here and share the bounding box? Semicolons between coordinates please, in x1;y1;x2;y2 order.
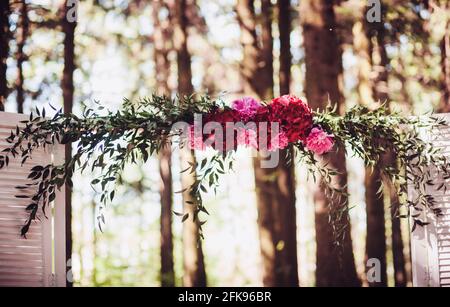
315;104;450;231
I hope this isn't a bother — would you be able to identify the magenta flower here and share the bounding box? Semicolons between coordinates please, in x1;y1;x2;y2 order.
305;127;334;155
231;97;262;120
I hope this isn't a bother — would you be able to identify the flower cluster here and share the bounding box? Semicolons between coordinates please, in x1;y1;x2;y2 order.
187;95;334;155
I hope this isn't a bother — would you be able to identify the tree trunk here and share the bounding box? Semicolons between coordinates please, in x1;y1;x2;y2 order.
16;1;28;114
373;13;407;287
174;0;206;287
159;146;175;287
352;16;374;106
0;0;9;111
278;0;291;96
259;0;273;96
352;6;387;287
300;0;360;287
277;0;299;287
153;0;175;287
61;0;77;287
371;9;408;286
364;167;387;287
237;0;299;286
390;188;407;287
438;13;450;111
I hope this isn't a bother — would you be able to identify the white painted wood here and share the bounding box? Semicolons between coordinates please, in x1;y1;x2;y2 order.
410;184;432;286
0;112;66;287
52;143;66;287
410;113;450;287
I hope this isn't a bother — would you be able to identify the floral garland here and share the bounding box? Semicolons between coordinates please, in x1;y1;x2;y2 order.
0;94;448;242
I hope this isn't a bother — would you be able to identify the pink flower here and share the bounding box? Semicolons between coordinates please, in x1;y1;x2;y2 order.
268;131;289;151
187;125;206;151
237;127;258;149
305;127;334;155
231;97;262;120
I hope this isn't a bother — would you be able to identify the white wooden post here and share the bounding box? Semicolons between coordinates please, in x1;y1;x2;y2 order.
52;143;67;287
0;111;66;287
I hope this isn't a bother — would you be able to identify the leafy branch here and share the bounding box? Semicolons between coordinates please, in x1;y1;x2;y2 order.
314;104;450;234
0;94;224;234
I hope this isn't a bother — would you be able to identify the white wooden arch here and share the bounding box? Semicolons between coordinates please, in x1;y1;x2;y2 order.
0;112;66;287
410;113;450;287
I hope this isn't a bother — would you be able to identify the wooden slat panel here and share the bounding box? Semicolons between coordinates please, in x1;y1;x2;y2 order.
0;252;43;262
441;272;450;278
0;274;43;282
0;260;42;268
440;265;450;272
0;219;41;229
0;237;43;247
410;113;450;287
438;252;450;260
0;112;66;287
0;112;47;287
0;266;44;275
440;259;450;266
433;117;450;287
438;242;450;251
0;280;43;287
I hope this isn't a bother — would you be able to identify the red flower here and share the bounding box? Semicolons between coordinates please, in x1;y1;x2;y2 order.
206;108;241;124
267;95;313;142
253;105;271;123
203;108;241;152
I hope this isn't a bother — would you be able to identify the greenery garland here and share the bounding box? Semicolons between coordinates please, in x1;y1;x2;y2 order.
0;94;448;243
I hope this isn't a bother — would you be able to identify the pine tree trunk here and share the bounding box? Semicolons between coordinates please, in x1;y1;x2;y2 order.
439;16;450;111
16;1;28;114
390;188;407;287
159;145;175;286
61;0;77;287
373;13;407;287
353;7;387;287
277;0;299;287
153;0;175;287
0;0;9;111
237;0;299;286
368;18;388;287
278;0;291;96
300;0;360;287
364;167;387;287
174;0;206;287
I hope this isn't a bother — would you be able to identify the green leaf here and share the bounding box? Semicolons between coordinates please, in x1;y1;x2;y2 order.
182;213;189;223
173;211;184;217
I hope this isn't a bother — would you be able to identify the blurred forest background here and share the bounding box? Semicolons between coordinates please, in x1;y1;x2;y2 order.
0;0;449;287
